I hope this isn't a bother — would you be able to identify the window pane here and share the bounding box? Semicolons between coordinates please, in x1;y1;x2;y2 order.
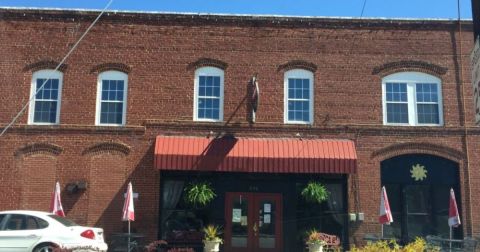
205;86;213;96
199;86;206;96
213;86;220;97
212;109;219;119
198;109;205;119
205;109;212;118
386;83;407;102
417;104;439;124
288;79;294;89
288;89;294;99
197;97;220;120
100;102;123;124
198;98;206;109
288;111;295;121
213;76;220;87
34;101;57;123
199;76;206;87
416;83;438;102
386;103;408;123
101;91;108;100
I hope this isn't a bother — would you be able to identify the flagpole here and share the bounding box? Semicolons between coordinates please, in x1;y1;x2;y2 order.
128;220;131;252
449;227;452;252
381;224;384;239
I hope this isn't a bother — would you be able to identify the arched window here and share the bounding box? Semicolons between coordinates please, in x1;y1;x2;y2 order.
95;71;128;126
284;69;314;124
382;72;443;126
193;67;224;121
28;70;63;125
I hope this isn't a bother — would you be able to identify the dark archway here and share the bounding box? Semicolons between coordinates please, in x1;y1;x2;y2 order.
380;154;462;243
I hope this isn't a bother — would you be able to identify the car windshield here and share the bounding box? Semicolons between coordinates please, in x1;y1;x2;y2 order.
48;215;78;227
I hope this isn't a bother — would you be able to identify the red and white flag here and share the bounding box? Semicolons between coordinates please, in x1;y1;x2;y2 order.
122;182;135;221
448;188;461;227
379;186;393;225
50;181;65;217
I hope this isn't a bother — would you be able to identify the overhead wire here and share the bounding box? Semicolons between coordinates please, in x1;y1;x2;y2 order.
360;0;368;17
0;0;114;137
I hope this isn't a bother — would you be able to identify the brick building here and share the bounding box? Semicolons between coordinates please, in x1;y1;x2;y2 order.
0;7;478;251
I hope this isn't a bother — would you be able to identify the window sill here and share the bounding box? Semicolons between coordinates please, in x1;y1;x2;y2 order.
384;123;443;127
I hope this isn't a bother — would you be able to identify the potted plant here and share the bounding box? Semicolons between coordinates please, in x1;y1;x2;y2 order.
306;229;327;252
203;225;223;252
184;181;216;208
301;181;329;204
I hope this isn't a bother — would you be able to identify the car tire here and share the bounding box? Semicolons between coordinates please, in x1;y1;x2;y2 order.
33;243;56;252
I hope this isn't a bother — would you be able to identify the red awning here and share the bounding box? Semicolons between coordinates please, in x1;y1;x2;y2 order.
154;136;357;174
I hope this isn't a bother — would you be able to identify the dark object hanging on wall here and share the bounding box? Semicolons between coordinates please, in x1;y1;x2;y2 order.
66;180;87;194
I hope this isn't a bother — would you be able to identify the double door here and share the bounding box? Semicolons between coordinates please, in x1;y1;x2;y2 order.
224;192;282;252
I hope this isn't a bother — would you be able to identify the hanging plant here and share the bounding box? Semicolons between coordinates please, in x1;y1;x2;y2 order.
184;181;216;207
301;181;329;204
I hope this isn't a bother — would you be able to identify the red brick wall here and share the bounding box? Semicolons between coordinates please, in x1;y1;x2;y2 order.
19;154;57;210
0;8;478;246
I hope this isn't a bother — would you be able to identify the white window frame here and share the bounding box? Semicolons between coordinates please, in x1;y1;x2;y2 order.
382;72;443;126
193;67;224;122
28;70;63;125
95;71;128;126
284;69;314;124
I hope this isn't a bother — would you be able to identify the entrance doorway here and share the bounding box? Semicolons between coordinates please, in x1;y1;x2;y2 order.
381;154;462;243
224;192;283;252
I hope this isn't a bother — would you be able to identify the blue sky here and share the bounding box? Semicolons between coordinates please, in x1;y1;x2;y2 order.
0;0;473;19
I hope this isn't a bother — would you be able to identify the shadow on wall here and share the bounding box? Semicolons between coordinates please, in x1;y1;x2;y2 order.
92;143;159;244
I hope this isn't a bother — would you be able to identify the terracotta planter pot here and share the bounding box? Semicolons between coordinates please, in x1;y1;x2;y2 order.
203;240;221;252
307;243;324;252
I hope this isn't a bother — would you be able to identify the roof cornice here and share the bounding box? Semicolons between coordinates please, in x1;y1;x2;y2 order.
0;7;473;31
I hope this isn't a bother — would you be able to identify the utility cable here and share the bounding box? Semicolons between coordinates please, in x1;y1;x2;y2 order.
360;0;367;17
0;0;114;137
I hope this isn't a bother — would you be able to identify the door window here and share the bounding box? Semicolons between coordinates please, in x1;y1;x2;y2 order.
258;199;276;249
231;195;249;248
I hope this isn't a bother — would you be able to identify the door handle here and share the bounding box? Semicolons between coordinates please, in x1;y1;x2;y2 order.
253;222;258;235
27;234;39;238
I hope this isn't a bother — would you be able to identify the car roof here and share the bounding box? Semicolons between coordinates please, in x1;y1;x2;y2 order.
0;210;53;216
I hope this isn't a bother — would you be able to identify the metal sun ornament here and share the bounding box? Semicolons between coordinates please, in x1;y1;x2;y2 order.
410;164;427;181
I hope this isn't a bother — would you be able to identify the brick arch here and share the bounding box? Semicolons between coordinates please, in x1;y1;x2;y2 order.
23;60;68;73
15;143;60;211
90;63;131;74
14;143;63;158
85;144;128;236
277;60;317;73
187;58;228;71
82;142;130;156
371;142;464;163
372;60;447;77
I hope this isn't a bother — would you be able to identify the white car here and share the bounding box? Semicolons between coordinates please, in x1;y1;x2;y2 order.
0;210;108;252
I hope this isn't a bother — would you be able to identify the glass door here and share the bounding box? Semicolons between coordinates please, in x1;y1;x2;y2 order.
404;185;431;241
225;192;254;252
225;193;283;252
253;193;282;252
